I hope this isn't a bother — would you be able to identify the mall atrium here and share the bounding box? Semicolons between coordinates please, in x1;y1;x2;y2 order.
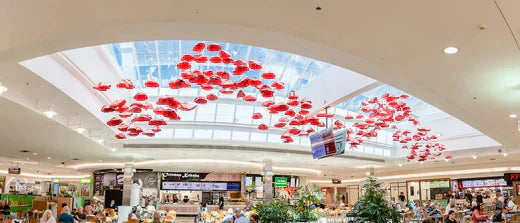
0;1;520;222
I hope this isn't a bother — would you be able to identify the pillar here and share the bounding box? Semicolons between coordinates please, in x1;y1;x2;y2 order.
263;159;273;202
122;163;134;206
333;186;338;204
365;167;374;177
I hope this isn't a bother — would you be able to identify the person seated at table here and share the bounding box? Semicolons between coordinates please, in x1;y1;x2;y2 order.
445;210;457;223
445;201;456;215
108;200;118;211
491;208;507;223
58;206;75;223
152;211;161;223
249;214;259;223
426;204;439;216
73;207;86;221
84;204;93;215
0;200;11;216
471;203;488;223
40;209;56;223
422;218;434;223
128;206;141;221
508;197;517;210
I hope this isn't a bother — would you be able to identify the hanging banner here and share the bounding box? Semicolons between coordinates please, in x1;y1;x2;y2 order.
79;178;92;197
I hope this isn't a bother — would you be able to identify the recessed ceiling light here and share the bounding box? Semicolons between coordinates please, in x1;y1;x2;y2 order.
43;107;57;119
398;164;403;167
445;159;449;162
503;153;508;157
509;114;517;118
95;139;104;144
111;148;117;152
443;47;458;54
472;155;477;159
47;157;51;160
32;153;37;155
0;83;7;95
420;161;424;165
75;127;86;134
99;160;102;162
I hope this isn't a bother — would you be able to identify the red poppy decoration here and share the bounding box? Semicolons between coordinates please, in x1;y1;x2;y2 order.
257;124;268;131
206;93;218;101
145;80;160;88
220;50;231;59
93;82;111;91
119;112;132;118
194;96;208;104
169;79;190;89
115;133;127;139
134;92;148;101
116;79;135;89
117;124;129;132
176;61;191;70
219;88;234;94
288;128;301;135
210;56;223;63
288;91;298;100
127;106;142;113
237;90;246;98
181;72;196;79
252;112;263;119
274;122;286;128
207;43;222;52
195;56;208;63
299;110;309;115
271;81;285;90
306;128;315;133
131;114;152;122
261;72;276;79
148;118;167;126
179;102;197;111
445;155;452;159
101;105;115;113
107;117;123;126
287;100;299;107
142;129;155;137
248;61;262;70
285;109;296;117
262;100;275;107
193;42;205;52
248;78;262;87
243;95;257;102
152;126;161;133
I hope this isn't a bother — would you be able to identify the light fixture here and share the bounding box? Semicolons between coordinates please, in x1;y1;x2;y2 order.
510;114;517;118
0;82;7;95
503;153;508;157
420;161;424;165
398;164;403;167
43;107;57;119
75;127;86;134
445;159;449;162
32;153;37;156
47;157;51;160
472;155;477;159
111;148;117;152
98;160;103;162
95;139;104;144
443;47;458;54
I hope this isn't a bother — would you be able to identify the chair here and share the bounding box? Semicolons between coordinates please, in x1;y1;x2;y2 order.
108;208;116;217
87;215;99;223
128;219;139;223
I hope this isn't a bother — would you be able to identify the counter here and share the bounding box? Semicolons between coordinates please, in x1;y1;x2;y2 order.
207;204;247;212
156;203;200;215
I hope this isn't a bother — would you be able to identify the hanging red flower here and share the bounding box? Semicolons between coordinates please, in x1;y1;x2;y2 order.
285;109;296;117
252;112;263;119
134;92;148;101
179;102;197;111
119;112;132;118
169;79;191;89
101;105;115;113
115;133;127;139
219;88;234;94
176;61;191;70
193;42;205;52
274;122;286;128
93;82;111;91
243;95;257;102
262;100;275;107
271;81;285;90
142;129;155;137
152;126;161;132
257;124;268;131
145;80;160;88
116;79;135;89
117;124;129;132
127;106;142;113
195;56;208;63
288;128;301;135
131;114;152;122
148;118;167;126
206;93;218;101
207;43;222;52
288;91;298;100
261;72;276;79
107;117;123;126
194;96;208;104
220;50;231;59
210;56;223;63
248;78;262;87
236;90;246;98
248;61;262;70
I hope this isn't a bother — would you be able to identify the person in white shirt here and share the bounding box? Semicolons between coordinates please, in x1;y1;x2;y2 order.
445;201;455;215
508;197;517;210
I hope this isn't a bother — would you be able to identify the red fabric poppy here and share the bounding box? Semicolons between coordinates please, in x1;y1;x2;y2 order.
289;119;300;126
274;122;286;128
195;75;208;85
142;129;155;137
243;95;257;102
288;128;301;135
248;60;262;70
283;137;294;143
220;50;231;59
257;124;269;131
287;100;299;107
181;72;195;79
195;56;208;63
271;81;285;90
101;105;115;113
200;84;213;91
115;133;127;139
248;78;262;87
300;102;312;109
93;82;111;91
206;93;218;101
179;102;197;111
207;43;222;52
169;79;191;89
127;106;142;113
298;132;309;137
216;70;230;80
181;54;195;62
236;90;246;98
116;106;128;113
203;70;214;77
176;61;191;70
233;64;249;75
209;56;223;63
288;91;298;100
262;100;275;107
285;109;296;117
306;128;315;133
192;42;205;52
299;110;309;115
194;96;208;104
152;126;161;133
355;114;364;119
445;154;452;159
334;120;345;129
261;72;276;79
219;88;234;94
153;107;166;115
128;132;139;137
220;80;234;89
117;124;129;132
144;80;160;88
134;92;148;101
119;112;132;118
223;58;234;64
252;112;263;119
207;76;222;85
281;132;292;139
260;88;274;98
116;79;135;89
107;117;123;126
131;114;152;122
148;118;167;126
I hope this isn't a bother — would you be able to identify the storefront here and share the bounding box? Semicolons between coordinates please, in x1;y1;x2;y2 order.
406;178;450;206
456;176;512;199
158;172;245;215
244;174;263;204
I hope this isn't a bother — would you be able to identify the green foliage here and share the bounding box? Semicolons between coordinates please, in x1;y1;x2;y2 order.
255;199;291;223
353;176;401;223
291;184;322;222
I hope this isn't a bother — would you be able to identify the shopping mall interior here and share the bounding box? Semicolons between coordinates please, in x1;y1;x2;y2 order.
1;1;520;222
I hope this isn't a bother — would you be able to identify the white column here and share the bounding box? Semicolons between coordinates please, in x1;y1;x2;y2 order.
263;159;273;202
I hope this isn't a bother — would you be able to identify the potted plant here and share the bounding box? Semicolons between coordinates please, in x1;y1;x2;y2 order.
291;185;322;222
255;199;290;223
353;176;402;223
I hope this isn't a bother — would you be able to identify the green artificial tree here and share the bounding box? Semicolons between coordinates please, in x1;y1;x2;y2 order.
255;199;291;223
291;184;322;222
353;176;401;223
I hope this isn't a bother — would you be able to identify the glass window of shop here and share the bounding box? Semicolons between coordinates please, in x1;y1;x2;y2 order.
406;179;450;206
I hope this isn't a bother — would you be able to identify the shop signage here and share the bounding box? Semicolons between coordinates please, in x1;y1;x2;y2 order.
332;179;341;184
429;180;450;188
460;178;507;188
161;181;240;191
504;173;520;184
162;172;209;182
274;177;288;187
8;168;20;175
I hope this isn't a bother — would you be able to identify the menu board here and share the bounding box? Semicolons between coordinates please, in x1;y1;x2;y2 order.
310;128;337;159
161;181;240;191
430;180;450;188
245;176;254;191
461;178;507;188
